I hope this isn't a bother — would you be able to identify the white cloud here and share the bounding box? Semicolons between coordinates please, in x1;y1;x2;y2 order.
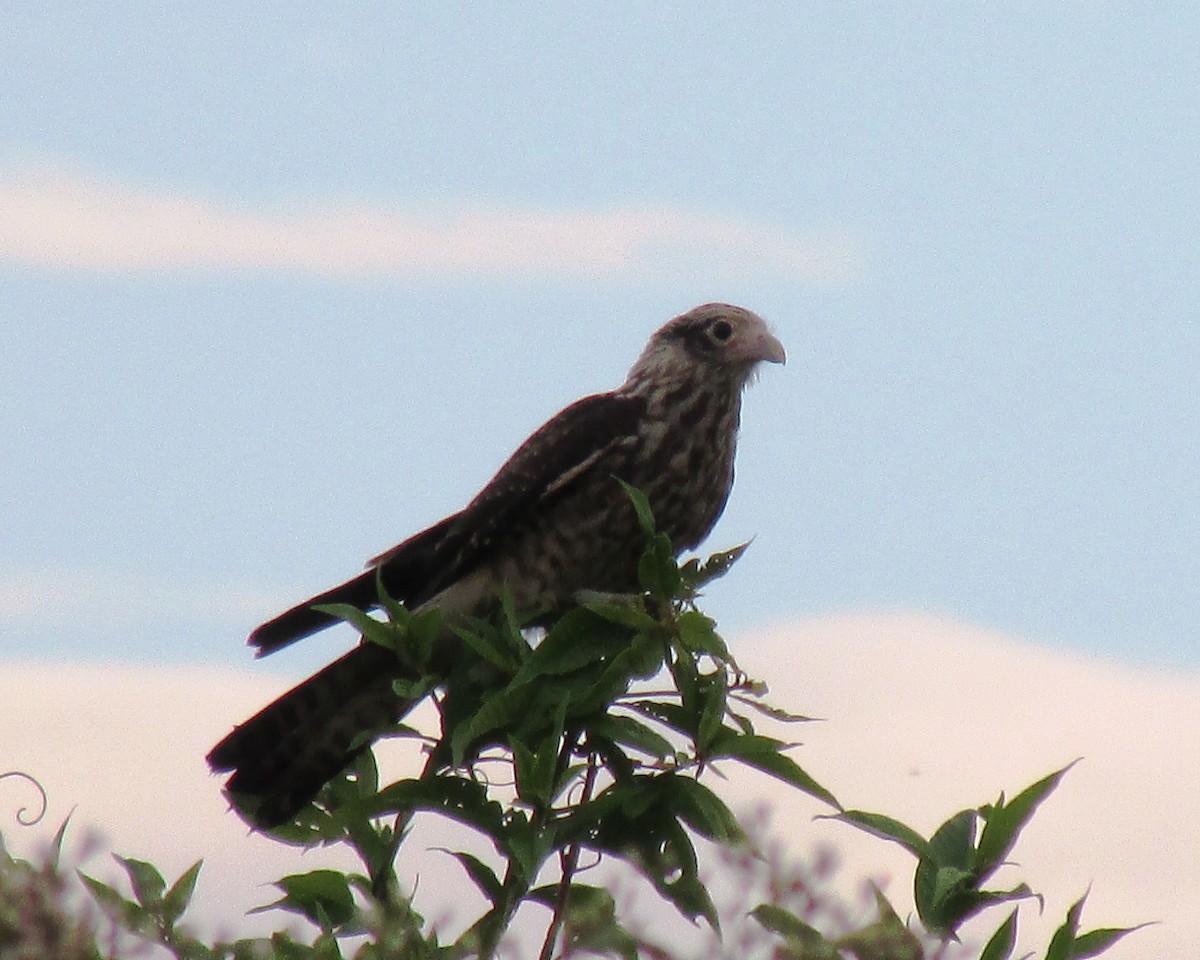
2;614;1192;958
0;568;283;630
0;166;859;282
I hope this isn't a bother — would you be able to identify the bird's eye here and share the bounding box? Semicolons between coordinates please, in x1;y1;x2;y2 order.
709;319;734;343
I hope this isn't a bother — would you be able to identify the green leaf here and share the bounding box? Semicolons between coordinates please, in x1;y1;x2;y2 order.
638;531;681;598
583;600;662;633
445;851;503;905
313;602;396;651
668;643;700;721
837;886;924;960
1042;890;1152;960
48;814;71;871
696;672;728;752
115;855;167;908
554;884;640;960
663;777;744;844
455;617;520;672
162;860;203;926
710;731;840;809
929;808;977;871
79;871;153;933
1044;891;1087;960
729;692;817;723
830;810;933;860
979;908;1019;960
750;904;841;958
685;540;752;589
340;775;508;847
976;760;1079;874
515;607;631;683
588;713;675;761
257;869;358;931
449;683;530;764
617;478;656;535
676;609;730;659
1069;922;1156;958
511;700;566;805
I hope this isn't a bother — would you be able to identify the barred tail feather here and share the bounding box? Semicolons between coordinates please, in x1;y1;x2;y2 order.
207;643;412;828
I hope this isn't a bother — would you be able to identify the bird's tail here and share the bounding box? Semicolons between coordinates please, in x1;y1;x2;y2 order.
207;642;412;829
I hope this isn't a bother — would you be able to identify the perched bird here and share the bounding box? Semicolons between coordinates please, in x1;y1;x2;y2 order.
208;303;785;828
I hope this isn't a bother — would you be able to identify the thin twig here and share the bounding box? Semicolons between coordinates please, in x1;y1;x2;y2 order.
537;752;599;960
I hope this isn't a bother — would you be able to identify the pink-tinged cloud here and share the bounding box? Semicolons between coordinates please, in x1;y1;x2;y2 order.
0;167;858;282
2;614;1191;957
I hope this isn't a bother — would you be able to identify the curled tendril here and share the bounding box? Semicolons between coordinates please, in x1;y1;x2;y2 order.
0;770;48;826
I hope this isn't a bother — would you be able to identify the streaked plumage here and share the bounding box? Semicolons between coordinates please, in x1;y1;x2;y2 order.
208;303;784;827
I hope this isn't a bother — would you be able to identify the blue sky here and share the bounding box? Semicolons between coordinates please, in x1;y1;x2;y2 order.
2;5;1197;673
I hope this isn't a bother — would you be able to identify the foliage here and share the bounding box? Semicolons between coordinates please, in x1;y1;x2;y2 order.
0;489;1146;958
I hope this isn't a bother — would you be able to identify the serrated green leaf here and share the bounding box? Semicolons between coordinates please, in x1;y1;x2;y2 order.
976;760;1079;873
624;817;718;928
373;566;408;622
676;610;730;659
979;908;1019;960
710;731;840;809
589;713;675;761
692;541;752;586
501;815;550;884
729;692;817;723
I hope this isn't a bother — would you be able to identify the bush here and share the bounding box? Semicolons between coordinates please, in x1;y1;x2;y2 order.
1;491;1146;958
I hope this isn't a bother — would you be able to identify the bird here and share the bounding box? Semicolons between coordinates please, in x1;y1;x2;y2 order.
208;303;785;828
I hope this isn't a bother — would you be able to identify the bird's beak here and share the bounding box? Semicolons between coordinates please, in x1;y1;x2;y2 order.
747;330;786;365
761;331;786;365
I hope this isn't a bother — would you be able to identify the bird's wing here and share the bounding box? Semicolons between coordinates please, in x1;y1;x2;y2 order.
249;391;644;656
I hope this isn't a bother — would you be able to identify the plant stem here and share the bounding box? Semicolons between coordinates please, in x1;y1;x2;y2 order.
537;752;599;960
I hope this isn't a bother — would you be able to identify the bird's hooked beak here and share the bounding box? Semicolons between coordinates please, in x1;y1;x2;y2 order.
757;330;786;365
735;324;786;367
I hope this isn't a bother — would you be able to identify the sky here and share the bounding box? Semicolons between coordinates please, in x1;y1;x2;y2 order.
2;4;1198;954
2;5;1197;676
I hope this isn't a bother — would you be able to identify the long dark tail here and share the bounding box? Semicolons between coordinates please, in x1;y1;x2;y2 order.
208;643;413;828
248;512;465;656
248;570;379;656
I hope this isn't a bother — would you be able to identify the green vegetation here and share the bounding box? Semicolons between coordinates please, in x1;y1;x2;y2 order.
1;489;1144;958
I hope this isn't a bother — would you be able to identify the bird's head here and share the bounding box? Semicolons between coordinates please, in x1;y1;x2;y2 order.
626;303;786;391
